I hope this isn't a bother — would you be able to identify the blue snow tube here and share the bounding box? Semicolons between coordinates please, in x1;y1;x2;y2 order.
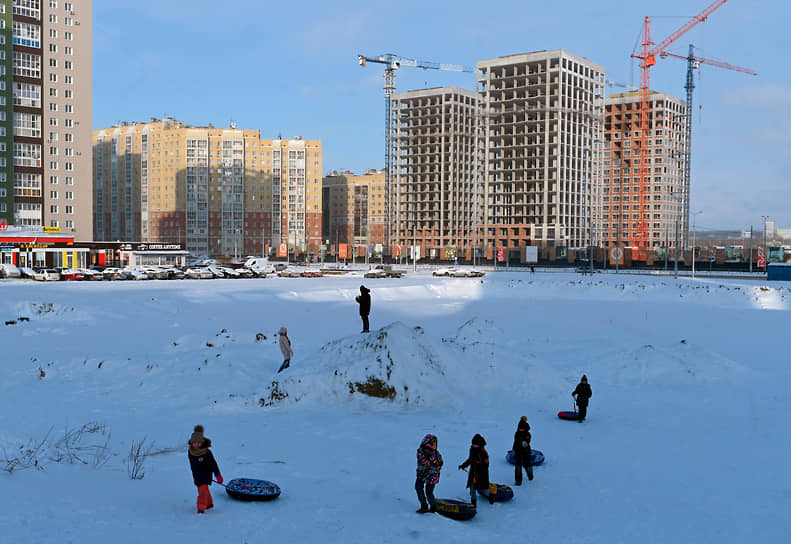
506;449;544;466
224;478;281;501
558;410;579;420
434;499;476;521
478;483;514;502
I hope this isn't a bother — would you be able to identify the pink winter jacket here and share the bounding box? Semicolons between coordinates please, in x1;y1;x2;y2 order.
279;328;293;359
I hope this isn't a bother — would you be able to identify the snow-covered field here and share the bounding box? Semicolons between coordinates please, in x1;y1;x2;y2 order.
1;271;788;543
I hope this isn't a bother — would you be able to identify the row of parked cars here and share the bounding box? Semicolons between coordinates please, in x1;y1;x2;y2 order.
432;266;486;278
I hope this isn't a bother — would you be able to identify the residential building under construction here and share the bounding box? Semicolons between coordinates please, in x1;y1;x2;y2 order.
93;118;322;259
601;91;687;251
477;50;605;258
391;87;478;260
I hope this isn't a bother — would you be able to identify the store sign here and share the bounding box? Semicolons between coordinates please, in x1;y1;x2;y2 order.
0;220;8;231
0;246;15;251
43;226;61;233
119;243;182;251
21;243;50;249
497;248;505;262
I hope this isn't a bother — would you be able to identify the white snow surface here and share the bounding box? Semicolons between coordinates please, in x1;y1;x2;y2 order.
1;271;788;543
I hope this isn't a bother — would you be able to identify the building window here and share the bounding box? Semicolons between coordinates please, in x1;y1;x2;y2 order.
65;176;73;185
13;52;42;79
65;191;73;200
50;176;58;184
50;190;57;199
65;220;73;228
65;162;73;171
65;206;73;214
14;112;42;138
50;205;58;214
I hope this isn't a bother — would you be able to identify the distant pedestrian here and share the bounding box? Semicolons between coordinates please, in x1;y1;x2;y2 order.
572;375;593;422
277;327;292;373
355;285;371;333
188;425;223;514
415;434;443;514
458;433;494;506
530;265;535;274
512;416;533;485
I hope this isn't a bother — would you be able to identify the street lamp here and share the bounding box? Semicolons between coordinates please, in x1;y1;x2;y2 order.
691;211;702;279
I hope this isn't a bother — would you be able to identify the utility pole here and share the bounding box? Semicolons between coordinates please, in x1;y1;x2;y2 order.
691;211;702;279
762;215;769;273
674;218;679;279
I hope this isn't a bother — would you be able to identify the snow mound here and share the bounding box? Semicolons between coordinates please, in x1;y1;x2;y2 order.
259;322;448;407
602;341;751;386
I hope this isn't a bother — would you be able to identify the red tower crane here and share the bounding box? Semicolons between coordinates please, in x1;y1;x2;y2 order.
629;0;728;260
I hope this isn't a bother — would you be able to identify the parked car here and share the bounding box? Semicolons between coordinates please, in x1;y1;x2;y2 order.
19;266;37;279
364;269;387;279
235;268;255;278
162;267;185;280
277;268;300;278
123;268;149;280
0;263;22;278
432;267;456;277
273;263;288;272
78;268;104;281
57;268;85;281
206;264;225;278
300;269;323;278
140;266;169;280
220;266;241;278
34;268;60;281
102;267;126;281
185;267;213;279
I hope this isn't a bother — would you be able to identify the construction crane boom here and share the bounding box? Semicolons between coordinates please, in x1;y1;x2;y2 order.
628;0;729;260
659;50;757;75
357;53;474;250
659;45;756;252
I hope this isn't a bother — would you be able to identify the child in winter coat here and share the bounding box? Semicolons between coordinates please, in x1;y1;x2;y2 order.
572;374;593;422
277;327;293;373
458;433;494;506
355;285;371;333
188;425;223;513
415;434;443;514
512;416;533;485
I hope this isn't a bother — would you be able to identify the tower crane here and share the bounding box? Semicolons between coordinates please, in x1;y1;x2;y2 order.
660;45;756;246
629;0;728;260
357;54;474;249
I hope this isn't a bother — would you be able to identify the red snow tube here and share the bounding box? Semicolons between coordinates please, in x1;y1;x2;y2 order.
557;411;579;420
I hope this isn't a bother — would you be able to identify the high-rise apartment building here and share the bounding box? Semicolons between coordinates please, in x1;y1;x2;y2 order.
0;0;92;239
93;118;322;258
477;50;605;254
322;169;386;253
391;87;478;260
601;91;687;250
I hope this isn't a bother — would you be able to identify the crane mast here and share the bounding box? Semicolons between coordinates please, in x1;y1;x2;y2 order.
358;54;474;252
630;0;727;260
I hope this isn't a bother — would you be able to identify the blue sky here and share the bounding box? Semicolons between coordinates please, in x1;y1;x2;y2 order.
94;0;788;231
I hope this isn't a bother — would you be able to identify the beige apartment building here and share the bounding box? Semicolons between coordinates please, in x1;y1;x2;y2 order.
391;87;478;260
322;168;386;256
93;118;322;258
601;91;687;251
0;0;92;240
477;50;605;257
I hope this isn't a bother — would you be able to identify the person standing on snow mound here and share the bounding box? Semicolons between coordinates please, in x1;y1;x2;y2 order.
415;434;443;514
572;375;593;422
355;285;371;333
458;433;494;506
188;425;223;514
512;416;533;485
277;327;293;373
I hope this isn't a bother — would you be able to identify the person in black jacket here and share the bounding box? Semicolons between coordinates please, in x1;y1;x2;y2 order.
572;375;593;422
512;416;533;485
355;285;371;333
188;425;223;513
458;433;494;506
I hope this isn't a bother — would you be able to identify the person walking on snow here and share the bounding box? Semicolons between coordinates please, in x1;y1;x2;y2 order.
458;433;494;506
415;434;443;514
188;425;223;514
277;327;293;373
512;416;533;485
355;285;371;333
572;375;593;422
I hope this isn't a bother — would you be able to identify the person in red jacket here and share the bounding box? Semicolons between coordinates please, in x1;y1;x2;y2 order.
188;425;223;513
458;433;494;506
